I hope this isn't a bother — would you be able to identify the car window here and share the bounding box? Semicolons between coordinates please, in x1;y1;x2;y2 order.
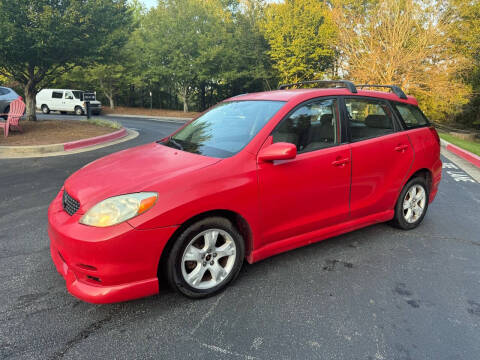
52;91;63;99
65;91;74;100
345;98;394;141
395;103;429;128
0;88;10;96
272;99;339;153
163;100;285;158
72;91;83;100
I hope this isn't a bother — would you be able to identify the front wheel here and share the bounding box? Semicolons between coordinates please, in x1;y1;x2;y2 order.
165;217;245;298
392;177;429;230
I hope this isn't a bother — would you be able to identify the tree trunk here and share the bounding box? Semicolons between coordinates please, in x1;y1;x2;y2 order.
106;93;115;109
181;87;189;112
24;80;37;121
200;83;206;111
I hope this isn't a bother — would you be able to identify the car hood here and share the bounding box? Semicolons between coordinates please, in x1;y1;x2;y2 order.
64;142;221;212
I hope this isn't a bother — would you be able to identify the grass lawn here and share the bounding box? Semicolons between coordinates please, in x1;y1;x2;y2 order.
438;132;480;157
102;106;199;118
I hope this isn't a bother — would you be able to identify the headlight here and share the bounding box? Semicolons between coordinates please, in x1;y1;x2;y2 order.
80;192;158;227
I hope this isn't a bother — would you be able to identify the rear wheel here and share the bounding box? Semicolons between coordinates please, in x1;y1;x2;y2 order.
74;106;83;116
392;177;429;230
41;105;50;114
165;217;244;298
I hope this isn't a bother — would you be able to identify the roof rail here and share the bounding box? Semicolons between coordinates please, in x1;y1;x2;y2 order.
278;80;358;93
356;84;407;100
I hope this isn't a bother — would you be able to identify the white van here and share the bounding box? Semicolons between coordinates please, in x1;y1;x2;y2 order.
36;89;102;115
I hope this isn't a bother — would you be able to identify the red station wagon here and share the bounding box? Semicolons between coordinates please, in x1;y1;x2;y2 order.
48;81;442;303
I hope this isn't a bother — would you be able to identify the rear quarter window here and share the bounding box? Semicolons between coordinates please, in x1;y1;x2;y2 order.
52;91;63;99
395;104;429;128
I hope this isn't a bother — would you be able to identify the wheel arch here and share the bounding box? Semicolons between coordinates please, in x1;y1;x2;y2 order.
157;209;254;279
407;168;432;192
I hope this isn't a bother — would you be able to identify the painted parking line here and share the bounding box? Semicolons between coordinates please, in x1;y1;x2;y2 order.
442;161;477;183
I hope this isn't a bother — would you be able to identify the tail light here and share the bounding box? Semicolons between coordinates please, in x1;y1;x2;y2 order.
429;126;440;145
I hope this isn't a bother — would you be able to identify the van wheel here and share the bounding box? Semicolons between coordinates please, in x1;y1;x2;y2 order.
41;105;50;114
165;217;245;298
74;106;83;116
391;177;429;230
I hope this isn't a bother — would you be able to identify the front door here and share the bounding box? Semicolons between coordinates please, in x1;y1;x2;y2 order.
62;91;75;111
257;98;351;249
344;97;414;219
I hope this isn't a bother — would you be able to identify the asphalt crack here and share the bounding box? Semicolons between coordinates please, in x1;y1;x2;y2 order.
50;309;115;359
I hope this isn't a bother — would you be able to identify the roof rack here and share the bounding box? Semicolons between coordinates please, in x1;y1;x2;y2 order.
278;80;358;93
356;84;407;99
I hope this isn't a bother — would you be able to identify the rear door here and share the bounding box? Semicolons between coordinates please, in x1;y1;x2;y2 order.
50;91;64;111
343;97;414;219
257;98;351;248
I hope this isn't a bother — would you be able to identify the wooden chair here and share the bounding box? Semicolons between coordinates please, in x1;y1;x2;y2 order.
0;97;25;137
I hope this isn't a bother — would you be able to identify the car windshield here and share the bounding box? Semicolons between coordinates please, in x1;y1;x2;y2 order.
72;91;83;100
161;100;285;158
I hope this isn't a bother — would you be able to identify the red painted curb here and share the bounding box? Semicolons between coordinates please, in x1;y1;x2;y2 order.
446;143;480;168
63;128;127;151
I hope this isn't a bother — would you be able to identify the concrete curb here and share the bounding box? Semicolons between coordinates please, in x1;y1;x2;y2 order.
64;128;126;150
0;127;128;158
440;139;480;169
104;113;192;123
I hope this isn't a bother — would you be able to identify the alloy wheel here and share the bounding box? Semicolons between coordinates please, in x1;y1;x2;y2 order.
181;229;237;290
402;184;426;223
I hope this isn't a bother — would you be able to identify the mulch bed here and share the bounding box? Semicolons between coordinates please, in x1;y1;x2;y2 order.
0;120;117;146
102;106;199;118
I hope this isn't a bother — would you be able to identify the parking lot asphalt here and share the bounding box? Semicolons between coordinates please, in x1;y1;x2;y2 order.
1;115;479;360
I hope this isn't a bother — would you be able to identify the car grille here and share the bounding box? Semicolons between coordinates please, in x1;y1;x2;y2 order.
63;190;80;216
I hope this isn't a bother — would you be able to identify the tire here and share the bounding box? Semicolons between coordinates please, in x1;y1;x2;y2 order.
165;217;245;298
41;105;50;114
74;106;83;116
391;177;429;230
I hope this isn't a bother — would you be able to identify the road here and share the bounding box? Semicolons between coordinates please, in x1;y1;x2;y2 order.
1;115;479;360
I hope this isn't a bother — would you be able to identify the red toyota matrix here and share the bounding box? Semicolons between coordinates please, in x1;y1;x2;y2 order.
48;81;442;303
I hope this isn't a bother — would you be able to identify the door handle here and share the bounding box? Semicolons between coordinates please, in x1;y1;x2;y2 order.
332;157;349;167
395;144;409;152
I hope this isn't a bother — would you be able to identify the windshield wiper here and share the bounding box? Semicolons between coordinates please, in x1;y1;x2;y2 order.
169;137;183;151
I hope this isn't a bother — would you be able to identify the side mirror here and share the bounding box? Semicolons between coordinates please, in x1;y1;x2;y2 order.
258;142;297;162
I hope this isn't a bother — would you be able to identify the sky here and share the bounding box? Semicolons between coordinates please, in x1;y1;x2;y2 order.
140;0;280;8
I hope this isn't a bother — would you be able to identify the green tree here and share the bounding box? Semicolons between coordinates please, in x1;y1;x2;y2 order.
262;0;337;84
141;0;232;112
0;0;132;121
223;0;276;93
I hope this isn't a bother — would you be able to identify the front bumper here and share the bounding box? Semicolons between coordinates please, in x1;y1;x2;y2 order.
48;190;178;304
